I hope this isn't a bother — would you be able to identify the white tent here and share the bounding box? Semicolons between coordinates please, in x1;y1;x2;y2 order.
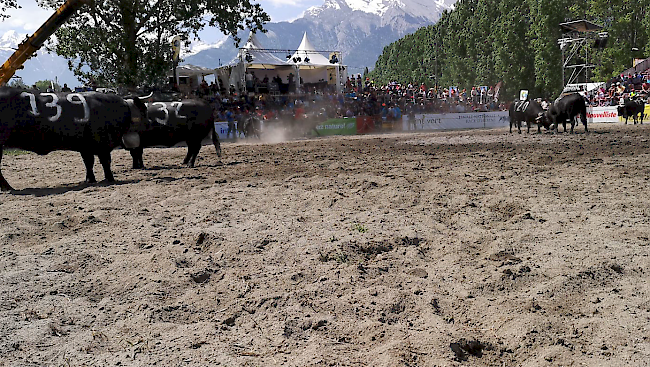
239;32;289;68
290;32;333;66
171;64;218;93
289;32;344;93
219;31;346;94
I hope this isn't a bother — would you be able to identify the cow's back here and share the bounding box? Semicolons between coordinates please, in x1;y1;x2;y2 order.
141;99;213;147
0;87;131;154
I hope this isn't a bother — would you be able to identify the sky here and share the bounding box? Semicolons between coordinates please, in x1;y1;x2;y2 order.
0;0;323;43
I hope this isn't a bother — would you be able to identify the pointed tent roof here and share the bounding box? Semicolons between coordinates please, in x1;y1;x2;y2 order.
290;32;334;67
239;31;288;68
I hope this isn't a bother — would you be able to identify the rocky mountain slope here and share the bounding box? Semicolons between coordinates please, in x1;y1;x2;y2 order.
185;0;456;74
0;30;80;87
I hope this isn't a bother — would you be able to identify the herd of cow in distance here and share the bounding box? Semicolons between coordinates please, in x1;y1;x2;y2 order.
0;86;646;191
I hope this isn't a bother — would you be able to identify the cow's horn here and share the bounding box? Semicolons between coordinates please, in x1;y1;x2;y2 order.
140;91;154;99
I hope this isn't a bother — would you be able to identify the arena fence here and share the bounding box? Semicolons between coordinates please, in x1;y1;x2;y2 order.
212;106;650;139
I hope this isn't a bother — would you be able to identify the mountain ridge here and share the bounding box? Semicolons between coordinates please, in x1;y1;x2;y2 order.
184;0;456;75
0;0;457;86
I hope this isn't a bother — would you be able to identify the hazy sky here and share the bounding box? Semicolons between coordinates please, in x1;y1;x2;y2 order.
0;0;323;43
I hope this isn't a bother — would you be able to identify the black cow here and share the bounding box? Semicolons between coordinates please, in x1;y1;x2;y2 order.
546;93;588;133
617;99;645;124
508;99;550;133
0;86;147;191
240;114;261;139
128;99;221;169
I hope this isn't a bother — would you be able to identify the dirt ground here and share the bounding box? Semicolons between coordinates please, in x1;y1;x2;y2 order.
1;123;649;367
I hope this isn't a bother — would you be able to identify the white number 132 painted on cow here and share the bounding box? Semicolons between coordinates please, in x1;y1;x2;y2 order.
150;102;186;125
20;92;90;123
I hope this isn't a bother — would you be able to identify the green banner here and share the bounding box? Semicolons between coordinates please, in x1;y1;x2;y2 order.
312;118;357;136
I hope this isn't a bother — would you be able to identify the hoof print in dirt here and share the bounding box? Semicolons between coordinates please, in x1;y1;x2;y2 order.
407;268;428;278
223;315;237;326
450;339;492;361
609;263;624;274
488;250;522;266
190;269;214;283
196;232;207;245
397;236;421;246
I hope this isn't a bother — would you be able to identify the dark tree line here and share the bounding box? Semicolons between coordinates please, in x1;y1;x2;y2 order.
370;0;649;100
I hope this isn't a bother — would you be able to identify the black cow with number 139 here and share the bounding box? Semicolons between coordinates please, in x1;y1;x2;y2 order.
0;86;148;191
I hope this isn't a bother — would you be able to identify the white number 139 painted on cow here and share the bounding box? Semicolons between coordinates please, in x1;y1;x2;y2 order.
20;92;90;123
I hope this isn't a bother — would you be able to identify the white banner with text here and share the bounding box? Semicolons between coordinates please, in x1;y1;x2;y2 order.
403;111;510;131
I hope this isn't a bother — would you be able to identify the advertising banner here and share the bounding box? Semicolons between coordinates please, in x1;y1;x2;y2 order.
214;121;231;139
587;106;618;123
402;111;510;131
313;118;357;136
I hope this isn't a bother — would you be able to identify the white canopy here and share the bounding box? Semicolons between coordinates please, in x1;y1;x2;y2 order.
239;32;289;68
290;32;334;67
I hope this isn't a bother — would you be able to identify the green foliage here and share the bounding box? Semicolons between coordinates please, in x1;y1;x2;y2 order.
0;0;19;20
7;78;28;89
34;80;60;91
370;0;650;100
39;0;270;88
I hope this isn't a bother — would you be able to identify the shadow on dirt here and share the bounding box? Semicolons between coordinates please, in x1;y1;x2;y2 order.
10;179;141;197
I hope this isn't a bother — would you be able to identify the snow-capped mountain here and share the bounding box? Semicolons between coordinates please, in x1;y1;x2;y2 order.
0;30;81;87
0;0;456;86
184;0;457;74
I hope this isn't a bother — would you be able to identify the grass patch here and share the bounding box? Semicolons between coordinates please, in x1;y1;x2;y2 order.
3;148;31;156
352;222;367;233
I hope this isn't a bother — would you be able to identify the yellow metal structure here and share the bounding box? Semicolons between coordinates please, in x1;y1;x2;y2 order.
0;0;88;85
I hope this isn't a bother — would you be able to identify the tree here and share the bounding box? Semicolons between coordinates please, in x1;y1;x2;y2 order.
34;79;60;91
0;0;19;20
40;0;269;88
8;78;27;89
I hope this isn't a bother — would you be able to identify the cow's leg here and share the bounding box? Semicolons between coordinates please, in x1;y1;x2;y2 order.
0;146;15;192
517;121;521;134
81;151;97;183
98;151;115;182
129;147;145;169
212;129;222;158
184;140;201;168
509;121;513;133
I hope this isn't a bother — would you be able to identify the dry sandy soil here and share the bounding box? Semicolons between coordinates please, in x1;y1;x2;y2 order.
1;123;649;367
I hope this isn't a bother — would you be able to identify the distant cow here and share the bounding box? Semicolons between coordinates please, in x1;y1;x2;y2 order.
508;99;550;134
617;99;645;125
0;86;147;191
128;99;221;169
546;93;588;133
239;114;261;139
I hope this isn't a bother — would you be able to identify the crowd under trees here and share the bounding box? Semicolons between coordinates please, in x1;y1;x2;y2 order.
370;0;650;100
